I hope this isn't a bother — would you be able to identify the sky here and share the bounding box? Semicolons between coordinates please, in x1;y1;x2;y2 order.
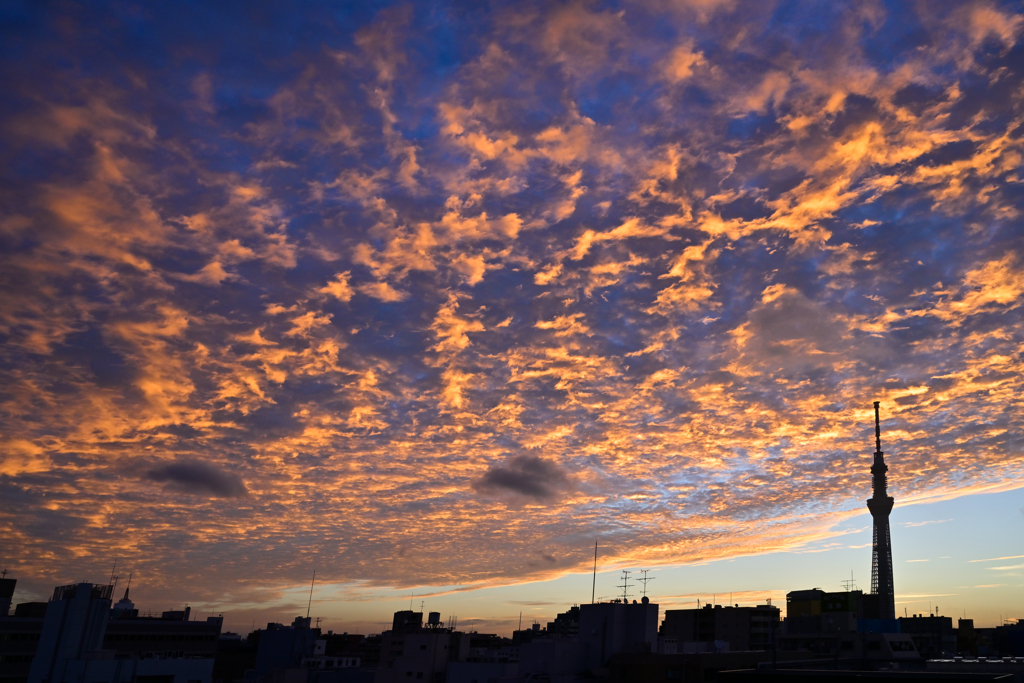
1;0;1023;636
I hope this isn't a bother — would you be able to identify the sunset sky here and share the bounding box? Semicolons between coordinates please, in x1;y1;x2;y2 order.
1;0;1022;636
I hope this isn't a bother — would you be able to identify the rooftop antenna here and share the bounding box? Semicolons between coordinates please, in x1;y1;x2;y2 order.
638;570;655;598
592;541;598;604
410;593;414;610
841;571;856;592
123;573;132;600
619;570;633;603
109;558;118;585
306;571;316;620
0;570;6;579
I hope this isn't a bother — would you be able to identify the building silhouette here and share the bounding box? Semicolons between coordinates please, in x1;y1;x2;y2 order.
27;583;113;683
660;603;779;653
866;401;896;621
578;597;659;671
2;577;219;683
245;616;322;682
374;610;473;683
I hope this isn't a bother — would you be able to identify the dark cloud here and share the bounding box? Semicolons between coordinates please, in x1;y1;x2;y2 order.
475;455;572;500
145;460;248;498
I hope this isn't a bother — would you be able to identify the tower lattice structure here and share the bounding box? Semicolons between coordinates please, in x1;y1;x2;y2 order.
866;401;895;620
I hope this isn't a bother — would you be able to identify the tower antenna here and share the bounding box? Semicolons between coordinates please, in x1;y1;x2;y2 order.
875;402;882;453
592;542;598;604
109;558;118;585
306;571;316;620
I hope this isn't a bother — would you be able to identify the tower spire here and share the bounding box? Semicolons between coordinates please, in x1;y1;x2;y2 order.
875;401;882;453
867;401;895;620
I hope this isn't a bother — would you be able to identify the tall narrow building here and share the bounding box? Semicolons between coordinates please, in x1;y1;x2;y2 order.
866;401;895;620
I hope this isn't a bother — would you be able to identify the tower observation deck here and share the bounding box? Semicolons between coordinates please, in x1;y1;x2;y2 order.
866;401;895;620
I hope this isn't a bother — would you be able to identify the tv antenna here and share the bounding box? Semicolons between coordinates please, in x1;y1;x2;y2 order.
841;571;857;592
618;570;633;602
306;571;316;620
638;570;655;598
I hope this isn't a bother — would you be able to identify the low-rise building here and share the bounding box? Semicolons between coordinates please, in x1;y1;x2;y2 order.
578;597;659;672
660;603;780;652
374;611;470;683
898;614;956;658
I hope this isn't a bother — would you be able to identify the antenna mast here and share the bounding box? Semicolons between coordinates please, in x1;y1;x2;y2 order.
618;570;633;603
591;541;598;604
638;570;655;598
306;571;316;620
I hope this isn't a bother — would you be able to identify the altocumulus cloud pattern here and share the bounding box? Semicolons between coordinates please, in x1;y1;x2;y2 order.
1;0;1023;606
